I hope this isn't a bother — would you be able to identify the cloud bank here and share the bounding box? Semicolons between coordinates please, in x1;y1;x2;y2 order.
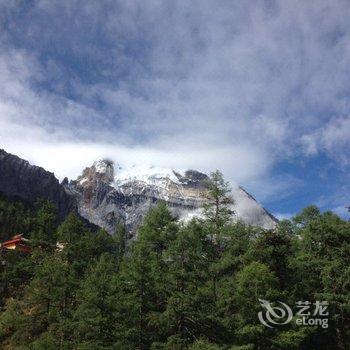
0;0;349;215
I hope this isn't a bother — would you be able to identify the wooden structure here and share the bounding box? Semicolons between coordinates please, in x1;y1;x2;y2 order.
0;234;31;253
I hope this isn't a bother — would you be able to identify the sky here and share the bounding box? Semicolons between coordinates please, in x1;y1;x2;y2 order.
0;0;349;220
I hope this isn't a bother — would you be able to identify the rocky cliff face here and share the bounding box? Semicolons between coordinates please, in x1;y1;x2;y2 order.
0;150;278;235
0;149;75;219
67;160;278;234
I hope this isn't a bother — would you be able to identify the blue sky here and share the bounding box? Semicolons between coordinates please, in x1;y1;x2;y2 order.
0;0;349;219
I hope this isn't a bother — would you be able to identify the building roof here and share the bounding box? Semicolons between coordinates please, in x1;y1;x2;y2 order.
0;234;31;253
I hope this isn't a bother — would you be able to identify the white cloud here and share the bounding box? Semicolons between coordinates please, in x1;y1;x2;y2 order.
332;206;349;219
1;133;270;185
273;213;295;221
301;116;350;164
0;0;350;206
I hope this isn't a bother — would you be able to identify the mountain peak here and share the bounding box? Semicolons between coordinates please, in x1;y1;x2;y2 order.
93;159;114;175
77;159;114;187
68;159;278;234
114;164;186;188
0;150;277;237
93;159;114;180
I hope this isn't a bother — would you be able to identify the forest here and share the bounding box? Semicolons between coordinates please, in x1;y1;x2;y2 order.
0;172;349;349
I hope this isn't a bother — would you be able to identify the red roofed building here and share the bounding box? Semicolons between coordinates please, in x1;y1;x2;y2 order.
0;234;31;253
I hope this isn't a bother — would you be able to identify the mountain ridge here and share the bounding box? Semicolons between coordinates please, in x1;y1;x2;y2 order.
0;149;75;220
66;159;278;234
0;150;278;236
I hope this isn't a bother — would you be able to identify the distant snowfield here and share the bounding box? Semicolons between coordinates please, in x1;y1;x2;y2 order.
113;164;186;188
91;160;278;230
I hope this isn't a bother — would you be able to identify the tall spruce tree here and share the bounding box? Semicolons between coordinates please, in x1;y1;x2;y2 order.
232;262;279;349
74;253;120;349
30;200;58;246
113;203;177;349
292;208;350;349
114;223;127;268
0;252;76;348
203;171;234;312
203;170;234;237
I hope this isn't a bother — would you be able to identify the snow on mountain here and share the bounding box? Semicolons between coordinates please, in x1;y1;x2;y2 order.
92;159;114;180
114;164;186;188
68;159;278;234
94;160;109;174
0;151;278;238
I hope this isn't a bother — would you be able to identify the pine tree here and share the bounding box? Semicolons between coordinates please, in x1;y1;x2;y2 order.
31;199;58;246
57;212;89;244
57;213;105;276
114;223;127;269
292;209;350;349
246;228;295;291
0;252;76;348
203;171;234;312
232;262;279;349
203;170;234;237
74;253;119;348
0;195;32;241
115;239;158;349
157;221;215;348
112;203;177;349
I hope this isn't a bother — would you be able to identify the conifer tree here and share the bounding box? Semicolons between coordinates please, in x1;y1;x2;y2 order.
0;196;32;241
203;171;234;309
246;228;295;291
31;199;58;246
232;262;279;349
74;253;119;348
113;203;177;349
157;221;216;347
203;170;234;237
114;223;127;266
0;252;76;348
292;209;350;348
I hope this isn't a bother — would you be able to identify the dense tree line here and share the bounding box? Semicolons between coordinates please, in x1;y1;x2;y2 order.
0;173;349;349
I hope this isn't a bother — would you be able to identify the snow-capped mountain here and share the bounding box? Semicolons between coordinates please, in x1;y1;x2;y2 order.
0;150;278;237
66;159;278;235
115;164;188;188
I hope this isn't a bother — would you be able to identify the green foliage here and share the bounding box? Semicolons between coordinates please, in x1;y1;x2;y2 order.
114;223;127;267
0;195;32;241
246;229;295;291
74;253;119;347
0;191;350;349
204;170;234;236
158;223;214;346
188;338;223;349
31;199;58;245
